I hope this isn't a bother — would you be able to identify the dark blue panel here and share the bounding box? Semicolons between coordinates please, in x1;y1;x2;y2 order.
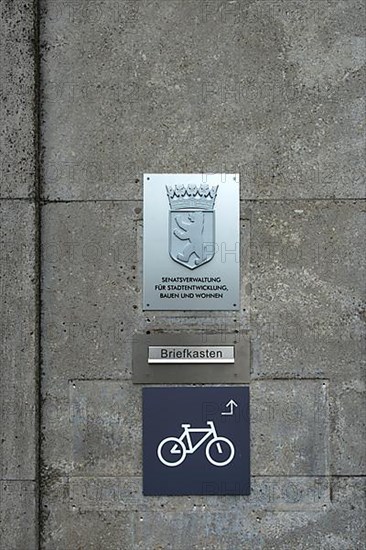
143;387;250;496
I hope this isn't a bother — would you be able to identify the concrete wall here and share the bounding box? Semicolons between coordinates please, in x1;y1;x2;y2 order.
1;1;365;548
0;1;38;548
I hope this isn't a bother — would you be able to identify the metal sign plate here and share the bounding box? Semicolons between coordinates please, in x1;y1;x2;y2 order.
133;333;250;384
148;346;235;364
143;174;240;311
143;387;250;496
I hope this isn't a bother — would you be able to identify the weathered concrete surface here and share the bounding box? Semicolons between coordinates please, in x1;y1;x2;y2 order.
0;481;37;550
69;475;330;512
0;2;38;548
40;195;365;546
41;0;365;200
70;381;142;477
132;477;365;549
41;475;364;549
0;201;37;547
248;200;365;382
251;380;329;476
41;202;141;382
38;1;365;549
0;201;37;479
330;381;366;475
42;378;328;480
248;199;365;480
0;1;36;198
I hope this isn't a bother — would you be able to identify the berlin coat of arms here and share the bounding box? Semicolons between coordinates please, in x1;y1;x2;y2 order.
166;184;218;270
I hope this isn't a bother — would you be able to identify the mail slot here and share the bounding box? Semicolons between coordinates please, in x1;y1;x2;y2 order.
148;346;235;364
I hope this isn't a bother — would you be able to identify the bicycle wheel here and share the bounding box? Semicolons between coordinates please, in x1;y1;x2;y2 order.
157;437;186;467
206;437;235;466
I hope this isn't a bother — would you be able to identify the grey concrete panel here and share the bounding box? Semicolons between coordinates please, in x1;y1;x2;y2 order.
70;380;141;477
43;376;328;487
0;481;37;550
132;478;365;549
41;475;133;549
40;200;364;544
41;0;365;200
41;476;364;549
40;379;141;481
330;381;366;475
69;476;330;512
132;509;264;549
0;1;36;198
248;200;365;381
39;2;365;546
0;201;36;479
41;201;141;382
252;380;329;476
258;477;366;550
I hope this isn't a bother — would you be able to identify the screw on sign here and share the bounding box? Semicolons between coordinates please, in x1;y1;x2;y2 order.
143;174;240;311
143;387;250;496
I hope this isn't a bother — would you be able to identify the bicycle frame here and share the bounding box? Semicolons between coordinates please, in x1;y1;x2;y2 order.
178;421;218;454
157;419;234;467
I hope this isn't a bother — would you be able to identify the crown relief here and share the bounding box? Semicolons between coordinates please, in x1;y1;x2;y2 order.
166;184;218;211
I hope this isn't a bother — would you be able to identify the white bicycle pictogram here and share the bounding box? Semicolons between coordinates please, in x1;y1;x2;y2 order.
157;420;235;467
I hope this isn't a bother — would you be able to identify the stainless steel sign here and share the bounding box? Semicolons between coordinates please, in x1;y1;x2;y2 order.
148;346;235;364
143;174;240;310
132;333;250;384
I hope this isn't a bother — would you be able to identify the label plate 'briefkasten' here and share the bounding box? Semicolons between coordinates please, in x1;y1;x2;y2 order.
143;174;240;310
148;346;235;364
133;333;250;384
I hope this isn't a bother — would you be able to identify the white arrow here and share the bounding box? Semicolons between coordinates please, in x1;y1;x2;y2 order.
221;399;238;416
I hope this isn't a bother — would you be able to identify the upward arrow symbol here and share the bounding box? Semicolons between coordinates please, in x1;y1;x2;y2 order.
221;399;238;416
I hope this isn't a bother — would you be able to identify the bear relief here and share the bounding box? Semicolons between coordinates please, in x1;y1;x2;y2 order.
173;212;207;265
